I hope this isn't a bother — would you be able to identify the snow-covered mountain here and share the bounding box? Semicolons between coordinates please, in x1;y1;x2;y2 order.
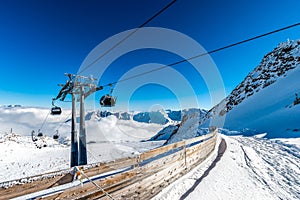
151;39;300;143
1;40;300;198
149;109;210;144
96;110;171;124
203;39;300;138
97;108;207;125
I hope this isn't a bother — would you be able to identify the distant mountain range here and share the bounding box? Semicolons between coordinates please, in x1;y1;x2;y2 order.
94;108;207;125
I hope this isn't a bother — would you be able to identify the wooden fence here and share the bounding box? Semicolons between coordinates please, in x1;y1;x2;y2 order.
0;130;218;200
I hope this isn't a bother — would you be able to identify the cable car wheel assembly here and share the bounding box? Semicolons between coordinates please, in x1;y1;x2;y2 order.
33;79;117;150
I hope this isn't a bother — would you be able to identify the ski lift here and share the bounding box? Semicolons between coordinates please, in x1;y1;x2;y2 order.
53;130;59;140
51;106;62;115
51;100;62;115
100;95;116;107
100;84;116;107
31;130;38;142
37;129;43;137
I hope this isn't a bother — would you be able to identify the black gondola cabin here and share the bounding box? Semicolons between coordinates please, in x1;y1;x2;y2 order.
100;95;116;107
51;106;62;115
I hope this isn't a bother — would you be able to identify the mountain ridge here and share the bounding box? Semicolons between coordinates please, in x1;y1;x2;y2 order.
203;39;300;138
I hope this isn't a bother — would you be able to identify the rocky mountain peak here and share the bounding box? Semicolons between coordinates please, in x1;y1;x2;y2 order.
212;39;300;117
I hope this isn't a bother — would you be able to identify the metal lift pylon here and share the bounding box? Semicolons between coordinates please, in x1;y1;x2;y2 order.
53;73;103;167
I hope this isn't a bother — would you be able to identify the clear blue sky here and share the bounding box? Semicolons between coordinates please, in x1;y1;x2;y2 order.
0;0;300;111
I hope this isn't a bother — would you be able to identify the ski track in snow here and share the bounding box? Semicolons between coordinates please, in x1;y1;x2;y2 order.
154;135;300;200
236;136;300;200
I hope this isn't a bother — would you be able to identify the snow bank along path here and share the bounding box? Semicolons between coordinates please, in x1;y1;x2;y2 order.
0;131;218;199
155;135;300;200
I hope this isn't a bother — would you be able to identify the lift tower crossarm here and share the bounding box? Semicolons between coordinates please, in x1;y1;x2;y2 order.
53;73;104;167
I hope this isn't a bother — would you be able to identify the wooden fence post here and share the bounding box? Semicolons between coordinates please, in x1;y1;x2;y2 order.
136;155;140;169
183;142;187;169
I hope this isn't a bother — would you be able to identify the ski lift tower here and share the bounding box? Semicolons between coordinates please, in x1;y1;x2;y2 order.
53;73;103;166
72;74;101;166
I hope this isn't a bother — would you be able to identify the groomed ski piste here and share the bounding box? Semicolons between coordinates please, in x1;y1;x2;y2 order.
154;133;300;200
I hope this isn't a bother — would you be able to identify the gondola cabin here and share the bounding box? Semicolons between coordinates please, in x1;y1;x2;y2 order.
51;106;62;115
31;130;38;142
53;134;59;140
100;95;116;107
53;130;59;140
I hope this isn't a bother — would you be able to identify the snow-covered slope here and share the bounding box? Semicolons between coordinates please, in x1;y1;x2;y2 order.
155;134;300;200
150;110;210;144
0;133;69;182
0;107;165;182
166;112;202;144
148;124;179;141
204;39;300;138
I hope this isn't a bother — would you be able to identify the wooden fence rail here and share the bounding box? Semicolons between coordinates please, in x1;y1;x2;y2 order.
0;130;218;200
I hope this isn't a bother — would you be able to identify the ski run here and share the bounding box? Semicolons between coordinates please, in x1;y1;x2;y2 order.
154;134;300;200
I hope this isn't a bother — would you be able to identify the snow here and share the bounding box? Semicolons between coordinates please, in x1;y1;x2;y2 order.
0;132;164;183
223;66;300;138
275;138;300;148
0;108;165;183
133;111;169;124
154;134;300;200
166;112;200;144
149;125;179;141
203;39;300;138
0;133;69;182
1;107;209;184
1;105;299;200
1;39;300;197
150;111;211;144
97;109;175;124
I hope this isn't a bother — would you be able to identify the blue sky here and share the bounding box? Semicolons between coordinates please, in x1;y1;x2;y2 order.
0;0;300;111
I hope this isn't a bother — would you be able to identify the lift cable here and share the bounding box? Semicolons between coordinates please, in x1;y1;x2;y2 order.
77;0;178;75
50;111;73;135
37;0;178;137
41;17;300;138
36;74;73;135
39;111;50;132
53;22;300;134
99;21;300;88
38;110;72;137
